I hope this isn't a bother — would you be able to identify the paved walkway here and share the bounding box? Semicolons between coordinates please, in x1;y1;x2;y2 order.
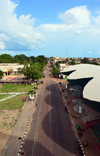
0;92;27;102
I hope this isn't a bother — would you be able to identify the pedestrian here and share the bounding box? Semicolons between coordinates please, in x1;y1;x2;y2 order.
35;103;37;108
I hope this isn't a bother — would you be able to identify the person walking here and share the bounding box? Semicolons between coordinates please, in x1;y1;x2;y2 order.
35;103;37;108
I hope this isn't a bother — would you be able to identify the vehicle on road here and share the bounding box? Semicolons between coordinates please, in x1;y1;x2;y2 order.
43;72;45;78
41;81;43;84
43;74;45;78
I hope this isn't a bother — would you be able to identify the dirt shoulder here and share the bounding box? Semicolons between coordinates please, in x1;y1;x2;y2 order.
0;107;23;155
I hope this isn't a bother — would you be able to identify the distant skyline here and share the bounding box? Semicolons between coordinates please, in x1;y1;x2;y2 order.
0;0;100;58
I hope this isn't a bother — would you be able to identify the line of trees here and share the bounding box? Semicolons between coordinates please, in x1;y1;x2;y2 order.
51;63;59;77
0;54;48;65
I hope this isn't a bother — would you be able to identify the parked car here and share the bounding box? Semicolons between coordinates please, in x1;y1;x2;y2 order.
43;75;45;78
41;81;43;84
43;73;45;78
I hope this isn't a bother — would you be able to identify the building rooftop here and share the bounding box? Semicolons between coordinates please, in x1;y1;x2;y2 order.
62;64;100;102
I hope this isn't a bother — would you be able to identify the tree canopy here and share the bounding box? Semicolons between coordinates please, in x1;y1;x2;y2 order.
19;62;43;80
0;70;4;79
81;57;90;64
0;54;48;65
0;54;13;63
51;64;59;77
14;54;29;64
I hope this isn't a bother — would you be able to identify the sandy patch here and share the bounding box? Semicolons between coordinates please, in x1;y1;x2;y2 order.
0;109;21;155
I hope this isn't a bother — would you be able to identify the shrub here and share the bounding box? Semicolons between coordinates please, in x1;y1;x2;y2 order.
33;91;36;94
18;137;22;140
36;82;40;85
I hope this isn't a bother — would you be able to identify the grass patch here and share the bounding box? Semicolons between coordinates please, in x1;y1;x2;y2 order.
1;84;33;93
0;94;28;110
0;94;11;100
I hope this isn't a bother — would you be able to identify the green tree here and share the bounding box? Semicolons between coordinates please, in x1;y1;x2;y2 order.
69;60;76;65
14;54;29;64
0;54;13;63
0;70;4;79
31;55;48;66
65;58;69;63
52;64;59;77
19;62;43;81
81;57;90;64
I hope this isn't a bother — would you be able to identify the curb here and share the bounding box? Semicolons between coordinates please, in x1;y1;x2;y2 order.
18;102;35;156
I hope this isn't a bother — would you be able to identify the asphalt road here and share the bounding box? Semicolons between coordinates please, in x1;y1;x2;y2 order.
23;67;81;156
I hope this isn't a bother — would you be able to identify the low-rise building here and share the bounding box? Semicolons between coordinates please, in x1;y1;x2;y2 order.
0;63;24;76
59;63;70;79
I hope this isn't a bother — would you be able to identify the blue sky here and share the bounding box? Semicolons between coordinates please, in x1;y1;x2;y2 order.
0;0;100;58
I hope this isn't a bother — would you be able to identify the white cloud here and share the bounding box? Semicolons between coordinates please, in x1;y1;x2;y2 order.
37;5;100;42
0;33;10;41
89;51;93;53
76;30;82;34
58;12;76;25
93;15;100;26
0;0;45;52
19;14;36;26
0;41;6;50
38;6;94;37
57;6;91;26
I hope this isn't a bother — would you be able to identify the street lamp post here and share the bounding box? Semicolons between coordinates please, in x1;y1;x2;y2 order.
59;74;61;81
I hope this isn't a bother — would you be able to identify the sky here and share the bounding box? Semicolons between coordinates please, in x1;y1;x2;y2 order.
0;0;100;58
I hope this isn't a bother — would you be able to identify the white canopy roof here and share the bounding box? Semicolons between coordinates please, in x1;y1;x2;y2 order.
62;64;100;102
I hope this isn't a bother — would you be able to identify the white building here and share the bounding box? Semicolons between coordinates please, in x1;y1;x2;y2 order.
0;63;24;76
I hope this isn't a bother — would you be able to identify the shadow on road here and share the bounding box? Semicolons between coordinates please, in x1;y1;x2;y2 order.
23;139;55;156
42;82;81;156
23;81;82;156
